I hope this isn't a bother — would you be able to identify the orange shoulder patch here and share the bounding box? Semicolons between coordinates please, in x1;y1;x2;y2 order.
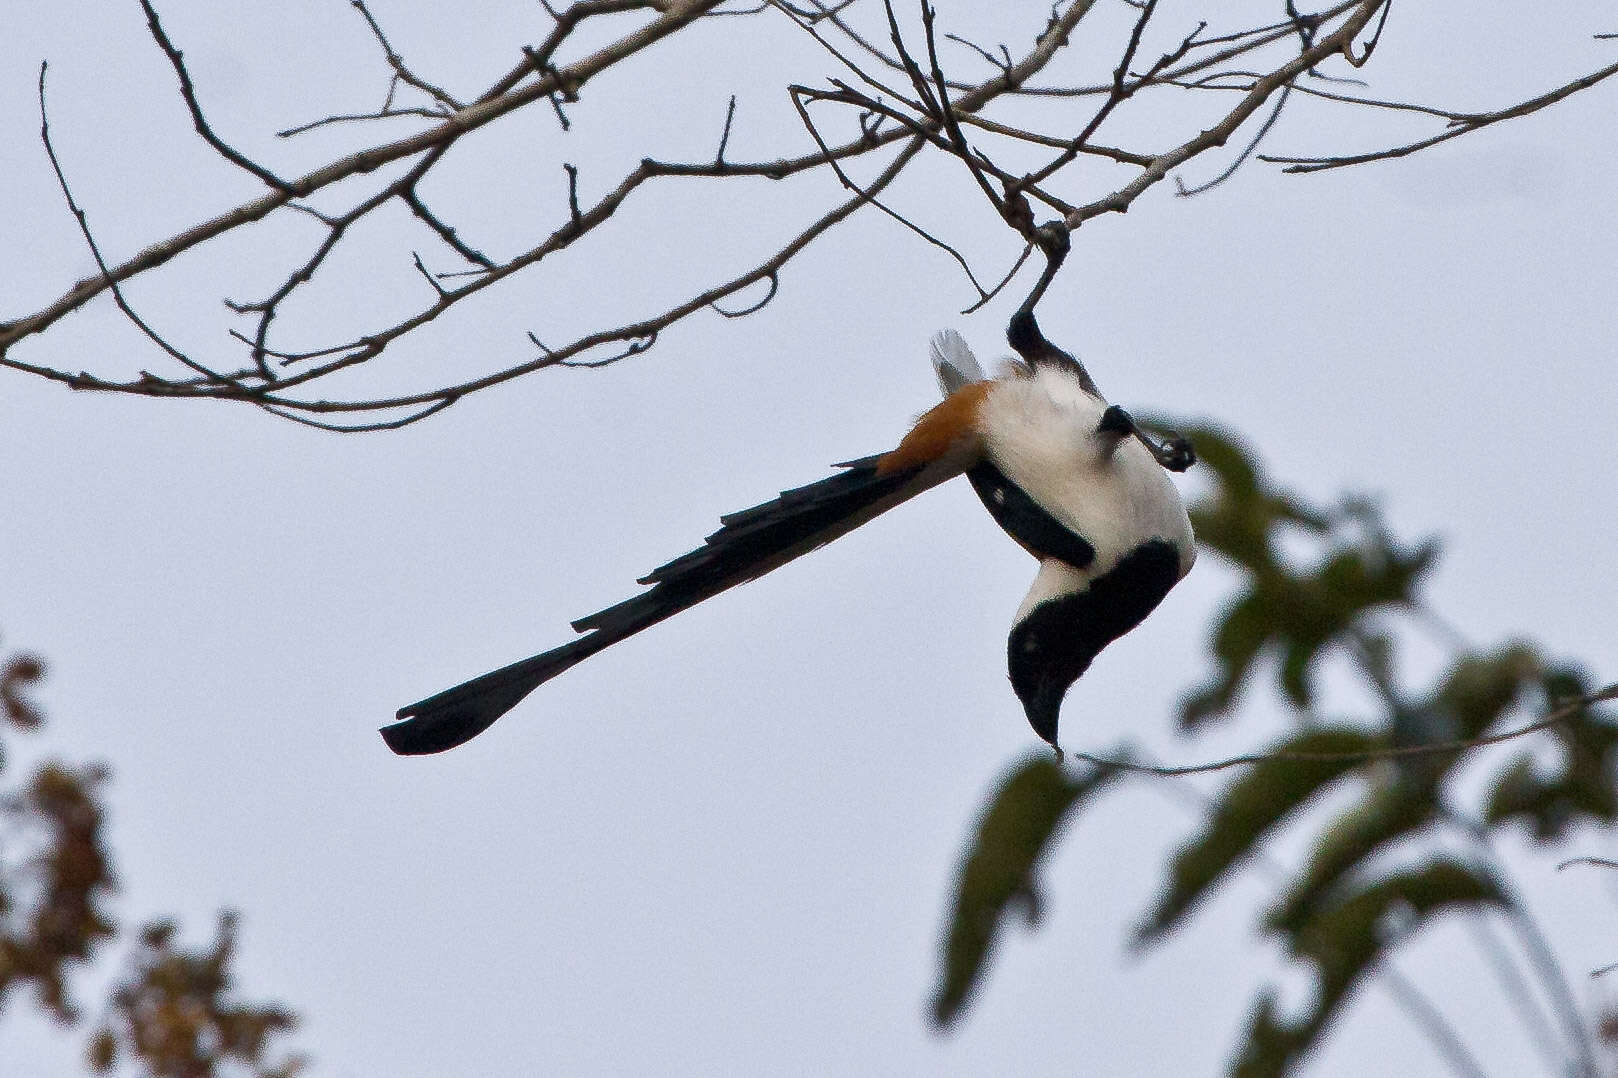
876;380;991;475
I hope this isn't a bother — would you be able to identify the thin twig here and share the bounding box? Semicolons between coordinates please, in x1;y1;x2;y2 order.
37;62;251;385
1063;684;1617;778
716;95;738;164
403;186;495;269
562;163;582;222
137;0;291;191
1175;83;1291;196
3;0;728;357
260;397;457;431
350;0;464;110
709;272;778;317
960;243;1034;316
276;107;449;138
1262;55;1618;174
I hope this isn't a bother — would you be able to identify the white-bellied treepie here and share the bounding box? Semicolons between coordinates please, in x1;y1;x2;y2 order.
384;313;1195;755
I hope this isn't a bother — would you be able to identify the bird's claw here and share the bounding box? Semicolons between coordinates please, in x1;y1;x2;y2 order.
1142;432;1195;473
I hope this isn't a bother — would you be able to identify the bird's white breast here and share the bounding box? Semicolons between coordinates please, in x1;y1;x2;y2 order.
978;365;1195;586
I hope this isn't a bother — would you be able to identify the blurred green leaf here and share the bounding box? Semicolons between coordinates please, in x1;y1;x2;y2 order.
931;753;1118;1028
1267;778;1433;935
1177;483;1439;727
1181;587;1279;726
1562;716;1618;820
1177;424;1261;502
1135;727;1383;946
1161;422;1333;576
1543;664;1595;706
1485;754;1571;839
1236;861;1500;1078
1484;666;1618;841
1277;631;1319;710
1234;993;1308;1078
1435;644;1540;740
1282;538;1438;710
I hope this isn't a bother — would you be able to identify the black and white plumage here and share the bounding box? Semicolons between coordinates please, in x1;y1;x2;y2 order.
931;324;1195;743
383;322;1193;756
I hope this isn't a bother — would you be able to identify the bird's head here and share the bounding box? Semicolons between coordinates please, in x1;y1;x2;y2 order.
1005;540;1186;748
1007;590;1098;747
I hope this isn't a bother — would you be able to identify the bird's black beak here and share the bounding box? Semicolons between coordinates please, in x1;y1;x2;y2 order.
1008;597;1093;749
1019;678;1067;747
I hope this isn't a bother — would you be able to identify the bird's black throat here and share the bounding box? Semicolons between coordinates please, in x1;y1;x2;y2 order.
1008;538;1183;744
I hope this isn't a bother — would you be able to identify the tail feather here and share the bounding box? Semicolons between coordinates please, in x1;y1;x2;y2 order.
384;454;951;755
572;455;925;635
930;330;985;396
382;639;601;756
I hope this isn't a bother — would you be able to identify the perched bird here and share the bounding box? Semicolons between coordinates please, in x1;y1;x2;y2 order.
384;314;1194;756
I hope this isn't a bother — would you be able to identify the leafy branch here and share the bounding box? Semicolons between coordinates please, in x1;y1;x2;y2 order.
934;425;1616;1078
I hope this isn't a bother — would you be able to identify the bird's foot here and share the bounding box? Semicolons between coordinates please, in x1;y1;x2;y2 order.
1097;404;1136;438
1136;430;1196;473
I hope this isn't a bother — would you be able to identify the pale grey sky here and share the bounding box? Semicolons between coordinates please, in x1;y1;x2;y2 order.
4;3;1617;1076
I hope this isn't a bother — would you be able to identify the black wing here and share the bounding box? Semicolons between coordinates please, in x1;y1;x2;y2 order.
965;461;1095;570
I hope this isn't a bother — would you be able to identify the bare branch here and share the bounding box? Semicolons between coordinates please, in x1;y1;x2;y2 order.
12;137;927;424
1;0;729;356
9;0;1616;432
1063;0;1392;228
410;252;449;298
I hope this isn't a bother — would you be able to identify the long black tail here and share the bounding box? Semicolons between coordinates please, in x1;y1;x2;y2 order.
382;454;943;755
